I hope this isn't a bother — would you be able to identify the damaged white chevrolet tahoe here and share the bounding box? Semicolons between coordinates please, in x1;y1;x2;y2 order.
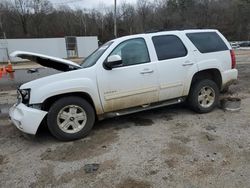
9;29;238;141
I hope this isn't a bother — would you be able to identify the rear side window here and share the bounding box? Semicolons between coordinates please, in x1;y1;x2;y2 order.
152;35;187;61
186;32;228;53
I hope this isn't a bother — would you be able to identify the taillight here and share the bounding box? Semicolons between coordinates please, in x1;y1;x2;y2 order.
230;50;236;69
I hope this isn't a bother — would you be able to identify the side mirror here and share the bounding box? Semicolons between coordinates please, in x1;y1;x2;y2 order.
103;55;122;70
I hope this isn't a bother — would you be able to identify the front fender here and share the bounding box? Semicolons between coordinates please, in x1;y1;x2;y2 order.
29;78;103;114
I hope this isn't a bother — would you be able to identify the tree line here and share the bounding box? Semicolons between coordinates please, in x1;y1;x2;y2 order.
0;0;250;43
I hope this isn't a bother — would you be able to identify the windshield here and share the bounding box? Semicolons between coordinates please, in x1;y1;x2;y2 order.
81;41;113;68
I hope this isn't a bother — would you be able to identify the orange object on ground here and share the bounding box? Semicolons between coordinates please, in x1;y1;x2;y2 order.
0;69;2;79
9;72;15;80
2;66;7;74
6;61;14;73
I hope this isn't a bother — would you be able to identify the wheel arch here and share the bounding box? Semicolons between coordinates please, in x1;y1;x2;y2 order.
189;69;222;93
42;92;97;114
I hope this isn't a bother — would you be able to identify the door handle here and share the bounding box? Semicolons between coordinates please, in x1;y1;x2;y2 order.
140;69;154;74
182;61;194;66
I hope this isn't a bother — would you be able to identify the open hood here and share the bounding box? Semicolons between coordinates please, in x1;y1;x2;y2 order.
10;51;82;71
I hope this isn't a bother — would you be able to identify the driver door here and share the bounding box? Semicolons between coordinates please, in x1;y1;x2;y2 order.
97;38;159;113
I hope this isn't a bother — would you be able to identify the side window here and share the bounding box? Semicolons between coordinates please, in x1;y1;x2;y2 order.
186;32;228;53
152;35;187;61
110;38;150;66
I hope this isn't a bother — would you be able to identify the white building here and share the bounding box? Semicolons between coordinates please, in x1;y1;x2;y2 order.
0;36;98;62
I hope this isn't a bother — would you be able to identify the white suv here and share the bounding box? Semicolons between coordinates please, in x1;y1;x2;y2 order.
9;29;238;141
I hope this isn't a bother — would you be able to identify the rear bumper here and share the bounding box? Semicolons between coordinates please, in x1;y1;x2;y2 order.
9;103;47;135
221;69;238;90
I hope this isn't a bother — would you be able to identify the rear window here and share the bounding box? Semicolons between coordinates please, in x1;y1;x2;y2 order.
152;35;187;61
186;32;228;53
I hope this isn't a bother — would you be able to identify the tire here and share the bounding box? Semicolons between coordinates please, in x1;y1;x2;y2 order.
188;79;219;113
47;96;95;141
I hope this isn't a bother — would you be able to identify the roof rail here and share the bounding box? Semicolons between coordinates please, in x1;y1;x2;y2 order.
144;27;203;34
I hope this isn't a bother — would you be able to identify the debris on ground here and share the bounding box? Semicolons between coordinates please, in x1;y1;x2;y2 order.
205;125;217;132
206;134;215;141
84;163;100;173
220;97;241;111
27;68;39;73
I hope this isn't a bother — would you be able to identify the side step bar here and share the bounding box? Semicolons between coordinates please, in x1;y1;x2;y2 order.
99;97;185;120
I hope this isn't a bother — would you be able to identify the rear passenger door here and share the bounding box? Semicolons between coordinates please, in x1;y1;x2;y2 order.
152;34;195;101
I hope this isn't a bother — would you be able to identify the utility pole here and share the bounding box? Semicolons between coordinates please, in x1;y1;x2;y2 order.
114;0;117;38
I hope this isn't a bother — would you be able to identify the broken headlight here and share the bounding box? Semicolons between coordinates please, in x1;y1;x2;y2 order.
17;89;30;104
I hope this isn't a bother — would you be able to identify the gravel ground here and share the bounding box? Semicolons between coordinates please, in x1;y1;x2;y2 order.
0;51;250;188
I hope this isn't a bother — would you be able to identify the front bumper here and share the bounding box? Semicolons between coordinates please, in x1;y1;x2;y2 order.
9;103;47;135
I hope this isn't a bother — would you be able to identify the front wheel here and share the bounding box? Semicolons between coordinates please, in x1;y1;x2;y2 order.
47;96;95;141
188;79;219;113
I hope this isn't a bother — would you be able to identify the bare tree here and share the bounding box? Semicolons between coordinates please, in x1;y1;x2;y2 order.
137;0;151;32
0;0;250;41
13;0;32;37
119;2;136;35
30;0;53;37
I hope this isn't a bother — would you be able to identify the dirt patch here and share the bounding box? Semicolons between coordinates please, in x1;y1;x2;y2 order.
58;159;116;185
30;165;55;188
173;136;191;144
116;178;151;188
40;128;118;162
205;125;217;132
0;120;22;139
165;157;179;168
174;122;189;130
162;142;191;156
148;169;159;175
57;166;93;185
128;117;154;126
206;134;216;141
242;150;250;162
0;92;8;96
196;137;235;165
0;155;7;165
228;65;250;95
31;159;117;187
199;132;220;142
191;162;215;178
162;114;174;121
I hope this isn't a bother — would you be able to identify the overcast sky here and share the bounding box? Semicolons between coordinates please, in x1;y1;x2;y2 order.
51;0;137;9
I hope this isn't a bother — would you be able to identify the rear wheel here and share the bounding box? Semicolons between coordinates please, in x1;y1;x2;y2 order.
188;79;219;113
47;96;95;141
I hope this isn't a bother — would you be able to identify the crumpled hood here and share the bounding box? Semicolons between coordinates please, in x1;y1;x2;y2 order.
10;51;82;71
